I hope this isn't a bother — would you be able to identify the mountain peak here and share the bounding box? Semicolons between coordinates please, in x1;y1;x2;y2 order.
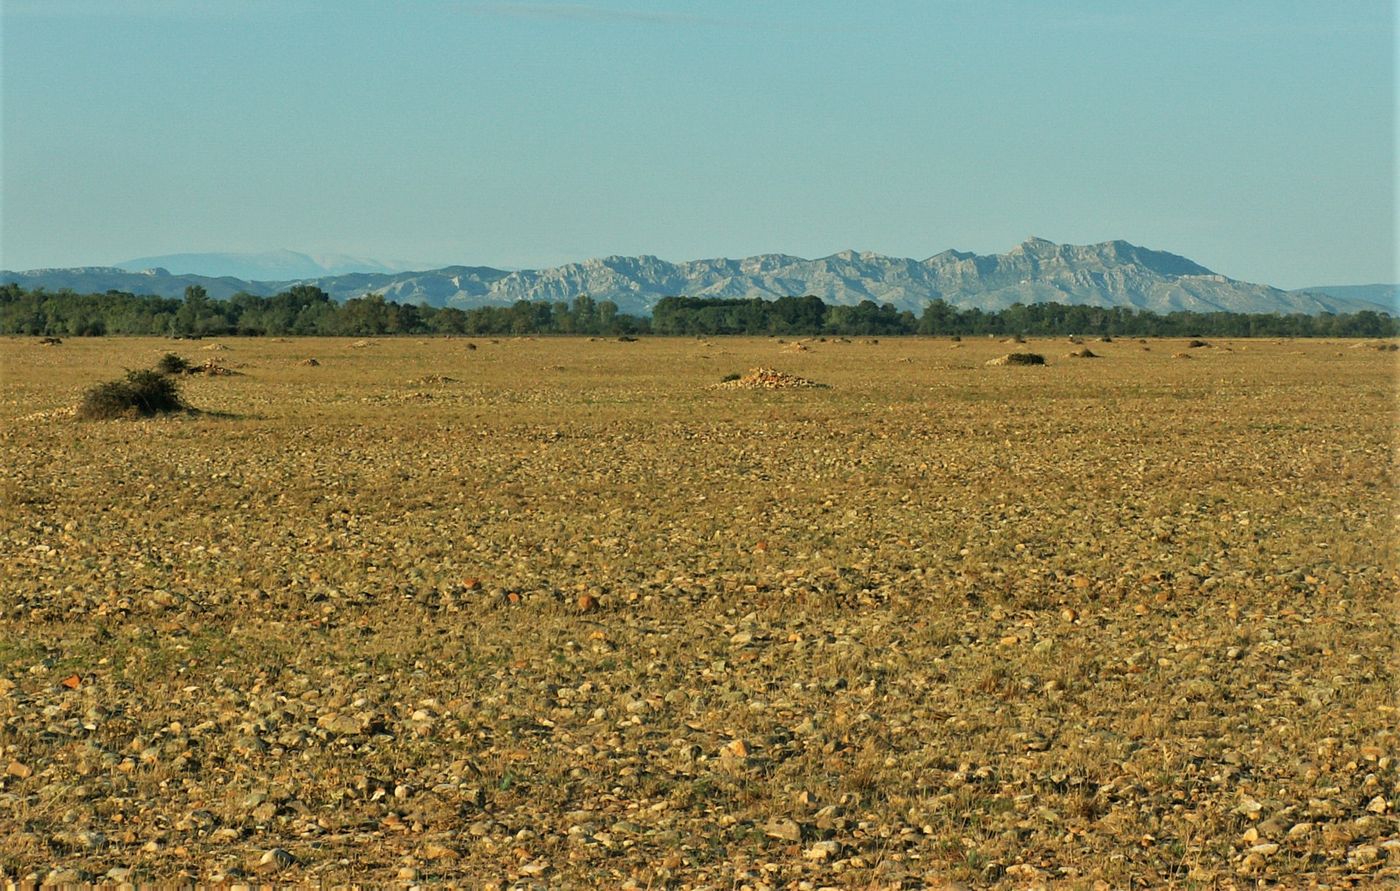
1011;236;1060;256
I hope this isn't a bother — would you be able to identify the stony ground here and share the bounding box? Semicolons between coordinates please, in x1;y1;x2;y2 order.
1;335;1396;889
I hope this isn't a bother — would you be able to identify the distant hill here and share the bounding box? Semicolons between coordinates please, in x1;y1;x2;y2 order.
115;250;421;281
0;267;272;300
5;239;1393;316
1292;283;1398;313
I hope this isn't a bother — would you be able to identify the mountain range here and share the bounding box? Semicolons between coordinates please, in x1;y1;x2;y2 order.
4;239;1394;316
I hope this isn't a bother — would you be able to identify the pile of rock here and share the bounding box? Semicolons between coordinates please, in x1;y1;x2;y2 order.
714;368;827;390
192;359;240;376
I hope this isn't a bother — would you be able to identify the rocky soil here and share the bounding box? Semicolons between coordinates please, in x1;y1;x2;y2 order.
1;335;1396;888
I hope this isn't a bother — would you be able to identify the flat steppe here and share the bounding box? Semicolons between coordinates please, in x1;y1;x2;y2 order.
1;335;1396;888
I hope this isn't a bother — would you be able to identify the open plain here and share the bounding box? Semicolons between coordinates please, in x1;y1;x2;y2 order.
1;335;1396;888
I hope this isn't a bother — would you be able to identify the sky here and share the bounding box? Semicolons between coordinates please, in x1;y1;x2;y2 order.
1;0;1395;288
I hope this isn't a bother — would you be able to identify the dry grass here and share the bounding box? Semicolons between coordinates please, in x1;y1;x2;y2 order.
1;335;1396;887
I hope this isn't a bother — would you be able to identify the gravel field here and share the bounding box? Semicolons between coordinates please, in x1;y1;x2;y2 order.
2;335;1396;888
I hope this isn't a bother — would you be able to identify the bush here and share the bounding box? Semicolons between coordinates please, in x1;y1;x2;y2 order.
77;369;187;420
155;353;191;375
986;352;1047;366
720;372;742;383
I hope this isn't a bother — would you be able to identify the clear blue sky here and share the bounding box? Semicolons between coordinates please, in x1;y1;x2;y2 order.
2;0;1395;287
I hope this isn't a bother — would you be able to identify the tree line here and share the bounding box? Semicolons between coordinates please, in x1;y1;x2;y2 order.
651;295;1397;337
2;283;1394;339
0;285;644;337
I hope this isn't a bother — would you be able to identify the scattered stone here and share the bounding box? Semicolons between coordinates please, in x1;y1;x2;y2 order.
764;817;802;842
258;848;296;872
519;858;550;876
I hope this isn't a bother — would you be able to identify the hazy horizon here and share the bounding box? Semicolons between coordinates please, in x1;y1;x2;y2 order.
2;1;1395;290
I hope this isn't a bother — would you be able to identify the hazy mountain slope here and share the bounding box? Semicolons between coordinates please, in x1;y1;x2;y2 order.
1292;284;1398;313
116;250;419;280
0;267;276;300
7;240;1393;316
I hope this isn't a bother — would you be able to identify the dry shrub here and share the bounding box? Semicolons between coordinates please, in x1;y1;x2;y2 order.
155;353;191;375
986;352;1046;366
77;369;186;420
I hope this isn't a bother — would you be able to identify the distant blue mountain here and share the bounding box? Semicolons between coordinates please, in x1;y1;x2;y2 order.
1292;284;1399;313
115;250;422;281
0;267;272;300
